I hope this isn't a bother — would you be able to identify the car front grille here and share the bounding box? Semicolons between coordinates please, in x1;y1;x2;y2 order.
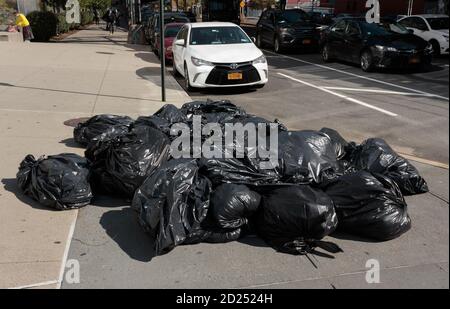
294;29;315;37
205;64;261;86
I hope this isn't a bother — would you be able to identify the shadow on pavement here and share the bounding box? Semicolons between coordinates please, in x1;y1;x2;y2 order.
100;207;156;262
237;235;269;248
59;138;85;149
91;195;130;208
1;178;57;212
330;231;382;243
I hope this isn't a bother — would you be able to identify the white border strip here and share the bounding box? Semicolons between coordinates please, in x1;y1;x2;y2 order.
265;50;449;101
56;210;79;289
8;280;59;289
277;72;398;117
322;87;437;97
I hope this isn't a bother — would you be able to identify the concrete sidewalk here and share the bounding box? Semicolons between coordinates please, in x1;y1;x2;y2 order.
0;25;189;289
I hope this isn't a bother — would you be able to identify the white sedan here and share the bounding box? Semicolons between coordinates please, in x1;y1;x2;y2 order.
398;14;449;55
172;22;268;90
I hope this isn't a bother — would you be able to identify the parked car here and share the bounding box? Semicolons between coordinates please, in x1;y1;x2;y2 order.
320;18;433;72
183;11;197;23
154;23;187;62
255;8;319;53
310;12;334;26
172;22;268;90
146;12;190;48
398;14;449;55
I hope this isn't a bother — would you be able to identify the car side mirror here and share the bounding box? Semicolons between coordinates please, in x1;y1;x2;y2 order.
251;36;256;43
175;39;185;46
408;29;414;34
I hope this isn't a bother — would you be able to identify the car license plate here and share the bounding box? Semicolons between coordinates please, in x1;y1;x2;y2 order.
303;39;311;44
409;57;420;64
228;72;243;80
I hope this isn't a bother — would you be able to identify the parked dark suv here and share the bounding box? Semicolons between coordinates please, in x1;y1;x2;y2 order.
256;9;319;53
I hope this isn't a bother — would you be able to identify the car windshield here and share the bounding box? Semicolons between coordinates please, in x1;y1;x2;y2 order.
190;26;251;45
275;10;311;23
361;22;410;36
426;17;449;30
165;25;183;37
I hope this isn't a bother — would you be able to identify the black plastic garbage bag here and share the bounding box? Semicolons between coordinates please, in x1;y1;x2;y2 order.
278;130;341;184
349;138;428;195
133;104;187;138
256;185;338;255
324;171;411;241
210;184;261;229
132;159;212;255
199;157;280;186
17;153;92;210
74;114;134;146
181;99;246;117
184;226;243;244
86;125;170;197
181;99;247;124
319;128;350;160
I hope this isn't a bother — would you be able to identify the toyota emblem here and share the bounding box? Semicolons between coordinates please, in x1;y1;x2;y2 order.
230;63;238;70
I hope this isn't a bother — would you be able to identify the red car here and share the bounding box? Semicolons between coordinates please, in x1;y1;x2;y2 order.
155;23;186;62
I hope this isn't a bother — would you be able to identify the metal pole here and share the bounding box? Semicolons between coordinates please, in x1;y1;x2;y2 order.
138;0;141;23
160;0;166;102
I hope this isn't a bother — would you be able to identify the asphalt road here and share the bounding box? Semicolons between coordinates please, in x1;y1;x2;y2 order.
173;42;449;165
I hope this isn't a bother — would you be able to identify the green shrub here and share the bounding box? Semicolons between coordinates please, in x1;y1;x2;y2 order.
56;13;70;34
80;9;93;26
26;11;58;42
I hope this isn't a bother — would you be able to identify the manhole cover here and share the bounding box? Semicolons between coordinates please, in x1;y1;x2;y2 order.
64;117;90;127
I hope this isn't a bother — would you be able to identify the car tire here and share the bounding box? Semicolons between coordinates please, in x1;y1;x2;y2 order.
360;50;374;72
430;40;441;56
184;64;194;92
274;37;282;53
322;44;333;62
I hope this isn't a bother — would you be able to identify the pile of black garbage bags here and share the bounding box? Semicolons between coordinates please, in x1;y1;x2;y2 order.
17;100;429;256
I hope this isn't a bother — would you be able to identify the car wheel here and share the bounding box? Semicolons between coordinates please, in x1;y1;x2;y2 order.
360;50;374;72
430;40;441;56
322;44;333;62
274;37;282;53
184;64;194;91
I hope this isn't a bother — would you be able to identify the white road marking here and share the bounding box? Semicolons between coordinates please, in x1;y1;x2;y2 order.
56;210;79;289
323;87;437;97
8;280;59;289
265;50;449;101
278;72;398;117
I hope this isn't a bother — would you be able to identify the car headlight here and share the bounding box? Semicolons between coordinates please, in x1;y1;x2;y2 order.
375;45;398;52
443;34;449;42
252;55;267;65
166;46;173;52
191;57;213;67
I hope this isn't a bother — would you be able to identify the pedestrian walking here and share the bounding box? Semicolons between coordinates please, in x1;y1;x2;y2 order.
14;11;34;42
105;7;118;35
93;8;100;25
